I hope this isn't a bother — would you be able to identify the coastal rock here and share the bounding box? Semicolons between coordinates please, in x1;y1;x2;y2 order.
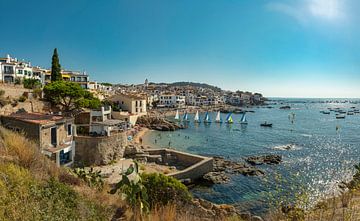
203;172;230;184
203;157;264;184
137;116;182;131
245;154;282;165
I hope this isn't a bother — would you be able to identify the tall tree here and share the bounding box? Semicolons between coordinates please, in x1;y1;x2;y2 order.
51;48;62;82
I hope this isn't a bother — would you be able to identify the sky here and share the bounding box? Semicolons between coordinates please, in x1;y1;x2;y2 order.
1;0;360;98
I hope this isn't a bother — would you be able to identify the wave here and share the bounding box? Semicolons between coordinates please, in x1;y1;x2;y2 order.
272;144;301;151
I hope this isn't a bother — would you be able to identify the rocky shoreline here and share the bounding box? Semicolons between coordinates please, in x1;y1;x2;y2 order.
201;154;282;184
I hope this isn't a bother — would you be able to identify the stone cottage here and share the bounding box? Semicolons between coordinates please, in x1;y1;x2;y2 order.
0;112;75;167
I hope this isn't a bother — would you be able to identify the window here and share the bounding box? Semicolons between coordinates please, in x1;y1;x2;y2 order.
51;127;57;146
24;70;28;75
67;124;72;136
17;70;23;75
4;66;14;74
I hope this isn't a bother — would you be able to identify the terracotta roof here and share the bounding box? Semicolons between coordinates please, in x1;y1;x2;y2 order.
6;112;68;125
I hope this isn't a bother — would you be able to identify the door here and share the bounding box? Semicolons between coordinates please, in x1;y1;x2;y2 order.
51;127;57;146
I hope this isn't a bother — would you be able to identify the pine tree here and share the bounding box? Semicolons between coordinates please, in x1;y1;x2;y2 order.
51;48;62;82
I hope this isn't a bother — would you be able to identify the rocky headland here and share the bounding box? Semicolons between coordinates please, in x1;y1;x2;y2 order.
137;115;184;131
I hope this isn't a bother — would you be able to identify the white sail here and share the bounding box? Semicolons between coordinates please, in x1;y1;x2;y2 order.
194;111;200;122
215;111;221;122
174;110;179;120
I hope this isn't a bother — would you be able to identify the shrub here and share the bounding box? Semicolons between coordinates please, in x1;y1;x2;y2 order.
18;95;27;102
33;88;42;99
23;78;41;89
15;77;22;85
73;167;104;190
0;89;5;96
141;173;192;208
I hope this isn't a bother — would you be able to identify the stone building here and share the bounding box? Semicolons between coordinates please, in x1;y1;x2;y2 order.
109;93;147;115
74;106;129;166
0;112;75;166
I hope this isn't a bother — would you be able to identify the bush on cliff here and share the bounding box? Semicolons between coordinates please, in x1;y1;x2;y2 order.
141;173;192;208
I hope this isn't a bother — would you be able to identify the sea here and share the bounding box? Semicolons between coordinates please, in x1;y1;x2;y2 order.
142;98;360;214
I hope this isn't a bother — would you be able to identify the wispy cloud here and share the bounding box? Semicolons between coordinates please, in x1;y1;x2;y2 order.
267;0;347;25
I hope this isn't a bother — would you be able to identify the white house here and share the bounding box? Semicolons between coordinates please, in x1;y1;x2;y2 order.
159;94;186;108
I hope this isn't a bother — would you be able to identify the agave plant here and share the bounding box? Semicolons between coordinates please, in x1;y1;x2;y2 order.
110;162;149;217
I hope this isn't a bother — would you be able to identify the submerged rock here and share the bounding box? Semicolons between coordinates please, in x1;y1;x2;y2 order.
245;154;282;165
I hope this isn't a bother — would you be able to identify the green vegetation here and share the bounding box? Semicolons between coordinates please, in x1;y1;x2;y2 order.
110;162;150;218
18;95;27;102
14;77;22;85
101;82;112;86
73;167;104;190
43;81;101;111
23;78;41;89
141;173;191;208
0;127;117;221
51;48;62;82
110;162;192;220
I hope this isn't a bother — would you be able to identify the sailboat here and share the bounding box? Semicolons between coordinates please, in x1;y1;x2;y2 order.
174;110;180;121
194;110;201;123
240;113;248;125
204;112;211;124
215;111;222;123
183;112;190;122
225;113;233;124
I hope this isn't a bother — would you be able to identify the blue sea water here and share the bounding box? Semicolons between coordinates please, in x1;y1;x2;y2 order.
143;98;360;214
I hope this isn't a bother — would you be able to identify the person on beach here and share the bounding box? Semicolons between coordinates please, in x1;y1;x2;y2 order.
139;137;143;144
168;141;171;147
154;139;157;144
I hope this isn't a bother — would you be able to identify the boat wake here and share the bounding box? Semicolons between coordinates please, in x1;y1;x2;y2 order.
301;134;312;137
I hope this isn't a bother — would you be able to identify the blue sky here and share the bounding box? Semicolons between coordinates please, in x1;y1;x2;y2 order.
1;0;360;98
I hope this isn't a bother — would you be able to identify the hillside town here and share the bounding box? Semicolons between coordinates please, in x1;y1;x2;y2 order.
0;52;271;220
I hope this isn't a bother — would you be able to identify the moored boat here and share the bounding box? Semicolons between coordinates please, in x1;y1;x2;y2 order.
215;111;223;123
240;113;248;125
194;110;201;123
204;112;212;124
260;122;273;127
225;113;233;124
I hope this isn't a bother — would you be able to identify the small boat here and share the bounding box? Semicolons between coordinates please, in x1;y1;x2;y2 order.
336;114;346;119
260;122;273;127
204;112;212;124
320;111;330;114
240;113;248;125
194;110;201;123
174;110;180;121
347;112;354;115
215;111;223;123
280;105;291;110
183;112;190;122
225;113;233;124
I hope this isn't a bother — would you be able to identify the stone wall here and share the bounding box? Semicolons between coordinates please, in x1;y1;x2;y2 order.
146;148;213;181
74;132;128;166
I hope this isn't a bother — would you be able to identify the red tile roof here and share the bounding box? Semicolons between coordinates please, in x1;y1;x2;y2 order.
6;112;67;125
